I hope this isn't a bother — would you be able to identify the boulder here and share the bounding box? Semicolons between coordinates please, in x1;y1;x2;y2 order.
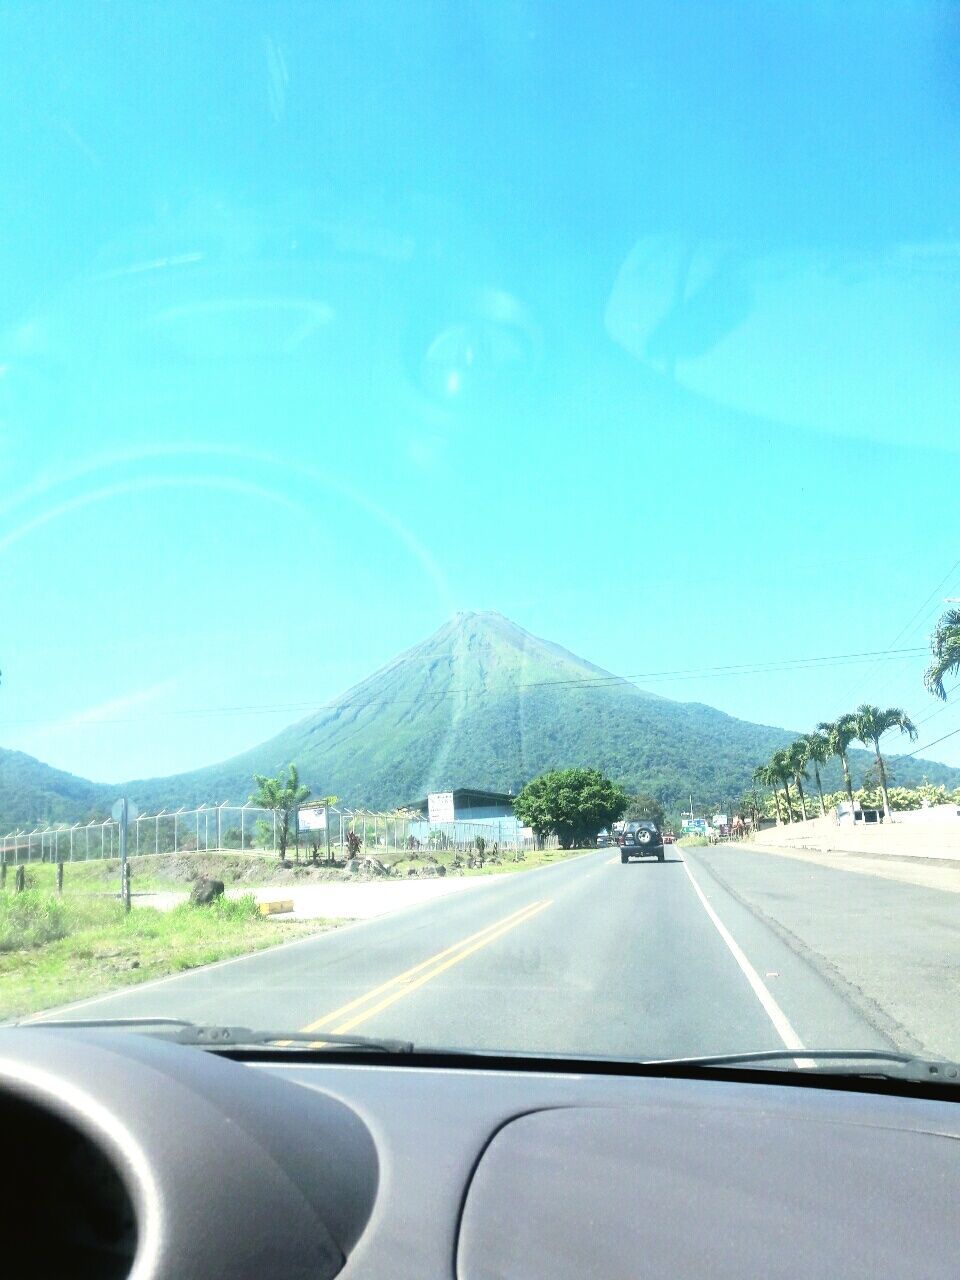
190;878;225;906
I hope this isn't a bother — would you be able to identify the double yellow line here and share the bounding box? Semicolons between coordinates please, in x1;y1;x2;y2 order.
300;897;553;1038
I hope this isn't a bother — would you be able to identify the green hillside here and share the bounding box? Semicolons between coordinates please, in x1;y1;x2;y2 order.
123;611;958;813
0;750;110;833
2;610;957;827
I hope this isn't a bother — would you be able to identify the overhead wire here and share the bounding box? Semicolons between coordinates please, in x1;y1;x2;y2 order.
840;554;960;708
0;645;932;729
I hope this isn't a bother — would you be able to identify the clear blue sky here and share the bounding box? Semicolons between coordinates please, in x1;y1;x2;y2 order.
2;1;960;782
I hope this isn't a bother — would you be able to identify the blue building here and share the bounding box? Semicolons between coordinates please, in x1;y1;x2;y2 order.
404;788;521;845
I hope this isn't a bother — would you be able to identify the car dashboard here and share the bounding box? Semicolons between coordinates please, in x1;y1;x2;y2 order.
0;1026;958;1279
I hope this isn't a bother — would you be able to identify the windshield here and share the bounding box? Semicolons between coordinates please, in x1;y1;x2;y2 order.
2;0;959;1072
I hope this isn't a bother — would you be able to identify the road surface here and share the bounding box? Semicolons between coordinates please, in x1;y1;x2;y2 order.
32;844;944;1061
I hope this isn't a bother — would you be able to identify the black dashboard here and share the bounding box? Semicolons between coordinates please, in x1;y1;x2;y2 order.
1;1027;958;1279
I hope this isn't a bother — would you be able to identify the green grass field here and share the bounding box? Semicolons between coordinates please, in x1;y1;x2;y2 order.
0;889;340;1020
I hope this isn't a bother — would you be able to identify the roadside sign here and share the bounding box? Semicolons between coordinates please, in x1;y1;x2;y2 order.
428;791;455;824
712;813;728;828
299;806;327;832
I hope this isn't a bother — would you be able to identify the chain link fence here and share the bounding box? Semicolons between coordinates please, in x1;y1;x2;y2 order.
0;803;544;868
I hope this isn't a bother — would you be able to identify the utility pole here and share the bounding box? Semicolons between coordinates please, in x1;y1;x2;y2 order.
117;799;130;912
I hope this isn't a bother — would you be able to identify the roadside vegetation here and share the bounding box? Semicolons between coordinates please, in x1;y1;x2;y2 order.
732;608;960;830
748;705;917;825
513;767;627;849
0;884;340;1020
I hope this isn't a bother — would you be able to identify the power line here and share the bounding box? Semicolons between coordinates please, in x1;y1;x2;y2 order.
842;554;960;705
901;723;960;759
0;645;932;730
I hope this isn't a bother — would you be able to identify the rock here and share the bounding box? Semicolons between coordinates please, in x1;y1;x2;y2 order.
190;878;225;905
436;864;447;876
407;868;417;876
343;859;363;876
129;959;140;969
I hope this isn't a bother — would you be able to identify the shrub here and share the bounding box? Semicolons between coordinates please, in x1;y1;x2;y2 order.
0;891;71;951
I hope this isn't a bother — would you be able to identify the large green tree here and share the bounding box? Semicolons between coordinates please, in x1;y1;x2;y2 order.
801;730;830;817
514;767;628;849
850;705;917;821
752;763;784;823
623;792;666;829
784;739;811;821
737;787;766;829
249;763;311;860
817;715;858;811
769;749;796;823
924;607;960;701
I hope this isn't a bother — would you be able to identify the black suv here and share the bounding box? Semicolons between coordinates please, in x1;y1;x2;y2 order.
616;820;665;863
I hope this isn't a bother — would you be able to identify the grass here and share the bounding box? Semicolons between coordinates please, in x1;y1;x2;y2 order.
677;834;712;847
11;843;596;895
456;845;594;876
0;889;341;1021
16;852;303;896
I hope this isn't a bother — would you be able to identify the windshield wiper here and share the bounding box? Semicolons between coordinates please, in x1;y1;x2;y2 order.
20;1017;415;1053
648;1048;960;1084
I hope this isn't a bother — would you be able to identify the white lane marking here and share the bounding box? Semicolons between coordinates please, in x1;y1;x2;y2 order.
679;854;814;1068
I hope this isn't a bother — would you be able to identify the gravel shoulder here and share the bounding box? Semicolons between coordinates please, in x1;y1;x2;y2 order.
137;873;510;919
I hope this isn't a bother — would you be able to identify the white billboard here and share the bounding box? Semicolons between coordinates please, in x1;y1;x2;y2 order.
298;806;327;832
427;791;455;824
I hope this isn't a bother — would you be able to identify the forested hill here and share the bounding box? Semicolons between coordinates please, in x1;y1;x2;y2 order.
2;611;957;827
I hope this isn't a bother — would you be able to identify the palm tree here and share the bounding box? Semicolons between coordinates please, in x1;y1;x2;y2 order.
249;762;312;860
817;715;858;812
785;740;811;820
850;704;917;821
738;788;765;830
769;749;796;823
752;764;785;824
801;730;830;817
924;607;960;701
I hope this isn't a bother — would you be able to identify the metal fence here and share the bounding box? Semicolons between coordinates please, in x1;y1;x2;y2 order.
0;803;543;868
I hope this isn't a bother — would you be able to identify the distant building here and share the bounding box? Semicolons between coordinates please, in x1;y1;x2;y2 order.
403;787;520;844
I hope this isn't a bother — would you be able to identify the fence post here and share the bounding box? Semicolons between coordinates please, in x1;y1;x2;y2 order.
56;861;63;895
15;865;25;893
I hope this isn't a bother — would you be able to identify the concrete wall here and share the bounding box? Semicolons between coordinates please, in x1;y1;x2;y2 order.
751;806;960;861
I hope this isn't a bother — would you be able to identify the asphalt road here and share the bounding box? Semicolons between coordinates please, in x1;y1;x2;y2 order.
32;846;919;1061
